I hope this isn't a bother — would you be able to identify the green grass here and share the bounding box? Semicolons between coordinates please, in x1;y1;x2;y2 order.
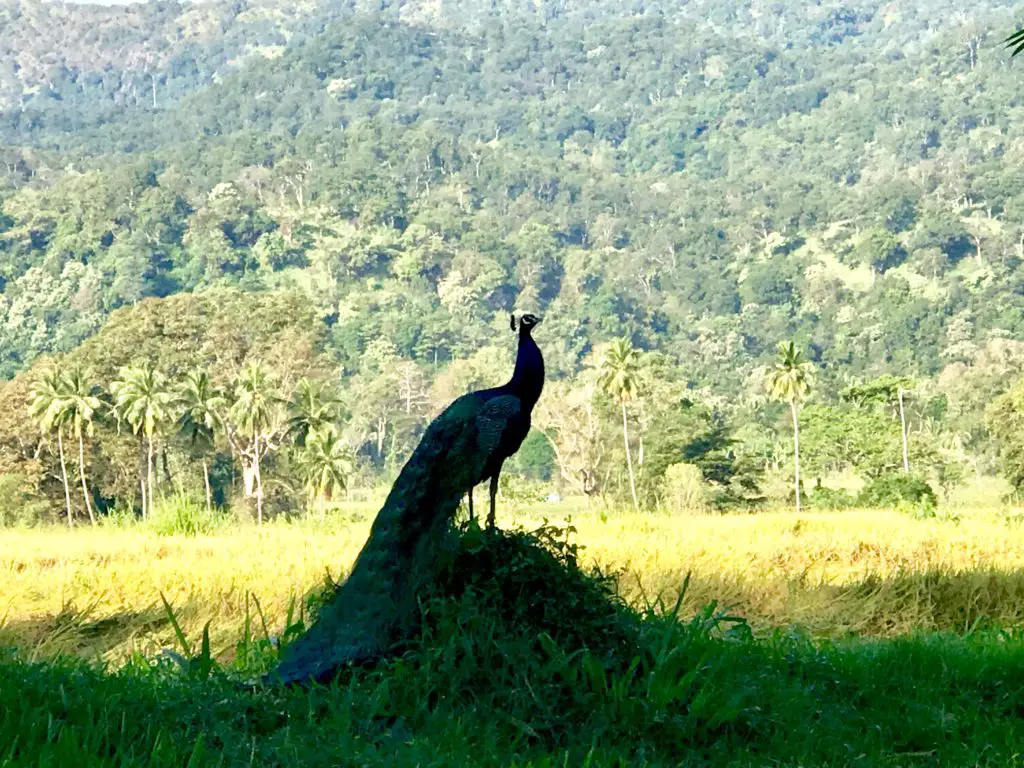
4;623;1024;764
4;521;1024;766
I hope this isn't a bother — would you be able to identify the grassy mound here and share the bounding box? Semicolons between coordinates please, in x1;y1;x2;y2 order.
406;522;639;661
387;522;759;752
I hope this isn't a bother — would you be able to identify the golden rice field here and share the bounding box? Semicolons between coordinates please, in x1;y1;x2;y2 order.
4;502;1024;666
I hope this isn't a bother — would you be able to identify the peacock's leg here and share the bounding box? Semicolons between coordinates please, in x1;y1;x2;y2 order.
468;489;474;522
487;471;500;530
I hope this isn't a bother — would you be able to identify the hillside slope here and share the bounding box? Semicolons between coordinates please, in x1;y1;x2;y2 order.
0;0;1022;475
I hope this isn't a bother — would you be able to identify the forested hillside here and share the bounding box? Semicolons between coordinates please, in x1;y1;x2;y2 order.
1;0;1023;519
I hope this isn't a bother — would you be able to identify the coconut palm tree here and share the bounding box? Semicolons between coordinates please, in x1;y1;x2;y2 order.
63;367;102;526
765;341;815;513
111;362;173;519
296;427;354;519
229;361;279;525
285;378;344;447
597;338;642;512
177;370;225;512
28;369;74;528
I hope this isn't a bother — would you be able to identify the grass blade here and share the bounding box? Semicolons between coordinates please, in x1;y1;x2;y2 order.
158;591;192;657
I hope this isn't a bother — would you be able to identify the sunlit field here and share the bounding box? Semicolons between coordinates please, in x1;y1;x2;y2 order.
5;499;1024;663
7;500;1024;765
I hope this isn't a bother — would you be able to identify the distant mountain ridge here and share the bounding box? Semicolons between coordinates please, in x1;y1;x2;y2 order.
0;0;316;121
0;0;1022;406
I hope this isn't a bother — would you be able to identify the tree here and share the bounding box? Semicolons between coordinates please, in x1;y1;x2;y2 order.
742;262;794;306
842;375;916;474
176;370;226;512
800;404;903;481
642;398;763;510
111;362;173;519
28;369;74;528
285;378;343;447
987;378;1024;494
597;338;642;512
852;227;908;276
226;362;281;525
295;428;354;518
535;378;607;498
10;4;1024;522
765;342;814;513
62;367;102;526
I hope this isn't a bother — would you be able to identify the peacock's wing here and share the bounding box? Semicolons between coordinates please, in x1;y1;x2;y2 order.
414;393;523;498
472;394;525;470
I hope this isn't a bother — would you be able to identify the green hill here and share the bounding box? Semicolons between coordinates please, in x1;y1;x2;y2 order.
1;0;1023;510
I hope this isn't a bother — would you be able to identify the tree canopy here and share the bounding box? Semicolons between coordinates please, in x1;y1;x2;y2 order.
1;0;1024;517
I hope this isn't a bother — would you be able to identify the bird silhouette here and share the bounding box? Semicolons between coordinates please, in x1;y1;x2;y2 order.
454;311;545;528
267;312;544;684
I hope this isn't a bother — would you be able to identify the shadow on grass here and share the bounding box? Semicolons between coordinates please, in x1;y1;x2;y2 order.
3;621;1024;766
0;602;179;660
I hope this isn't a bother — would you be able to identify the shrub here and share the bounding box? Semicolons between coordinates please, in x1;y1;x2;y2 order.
149;494;225;536
662;463;709;514
0;474;51;527
808;486;856;510
422;522;638;661
497;473;548;507
100;502;141;528
262;482;303;521
897;499;959;522
858;473;937;509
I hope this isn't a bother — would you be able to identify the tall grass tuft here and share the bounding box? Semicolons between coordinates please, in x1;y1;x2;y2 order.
149;494;225;537
100;501;141;528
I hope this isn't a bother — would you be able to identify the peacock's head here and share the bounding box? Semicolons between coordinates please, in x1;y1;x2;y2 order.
511;312;542;334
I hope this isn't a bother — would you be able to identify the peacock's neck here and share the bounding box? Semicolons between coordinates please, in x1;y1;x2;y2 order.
509;332;544;410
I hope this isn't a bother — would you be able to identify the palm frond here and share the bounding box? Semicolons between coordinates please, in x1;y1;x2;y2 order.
1006;28;1024;57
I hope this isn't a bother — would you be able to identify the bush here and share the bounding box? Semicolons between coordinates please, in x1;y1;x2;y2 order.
422;522;638;661
0;474;51;527
897;499;959;522
262;482;303;521
807;486;856;510
858;474;937;509
661;463;709;514
149;494;225;536
100;502;141;528
227;483;302;524
497;473;548;507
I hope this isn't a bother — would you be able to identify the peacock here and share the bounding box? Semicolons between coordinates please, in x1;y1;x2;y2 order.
268;312;544;684
452;311;545;529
